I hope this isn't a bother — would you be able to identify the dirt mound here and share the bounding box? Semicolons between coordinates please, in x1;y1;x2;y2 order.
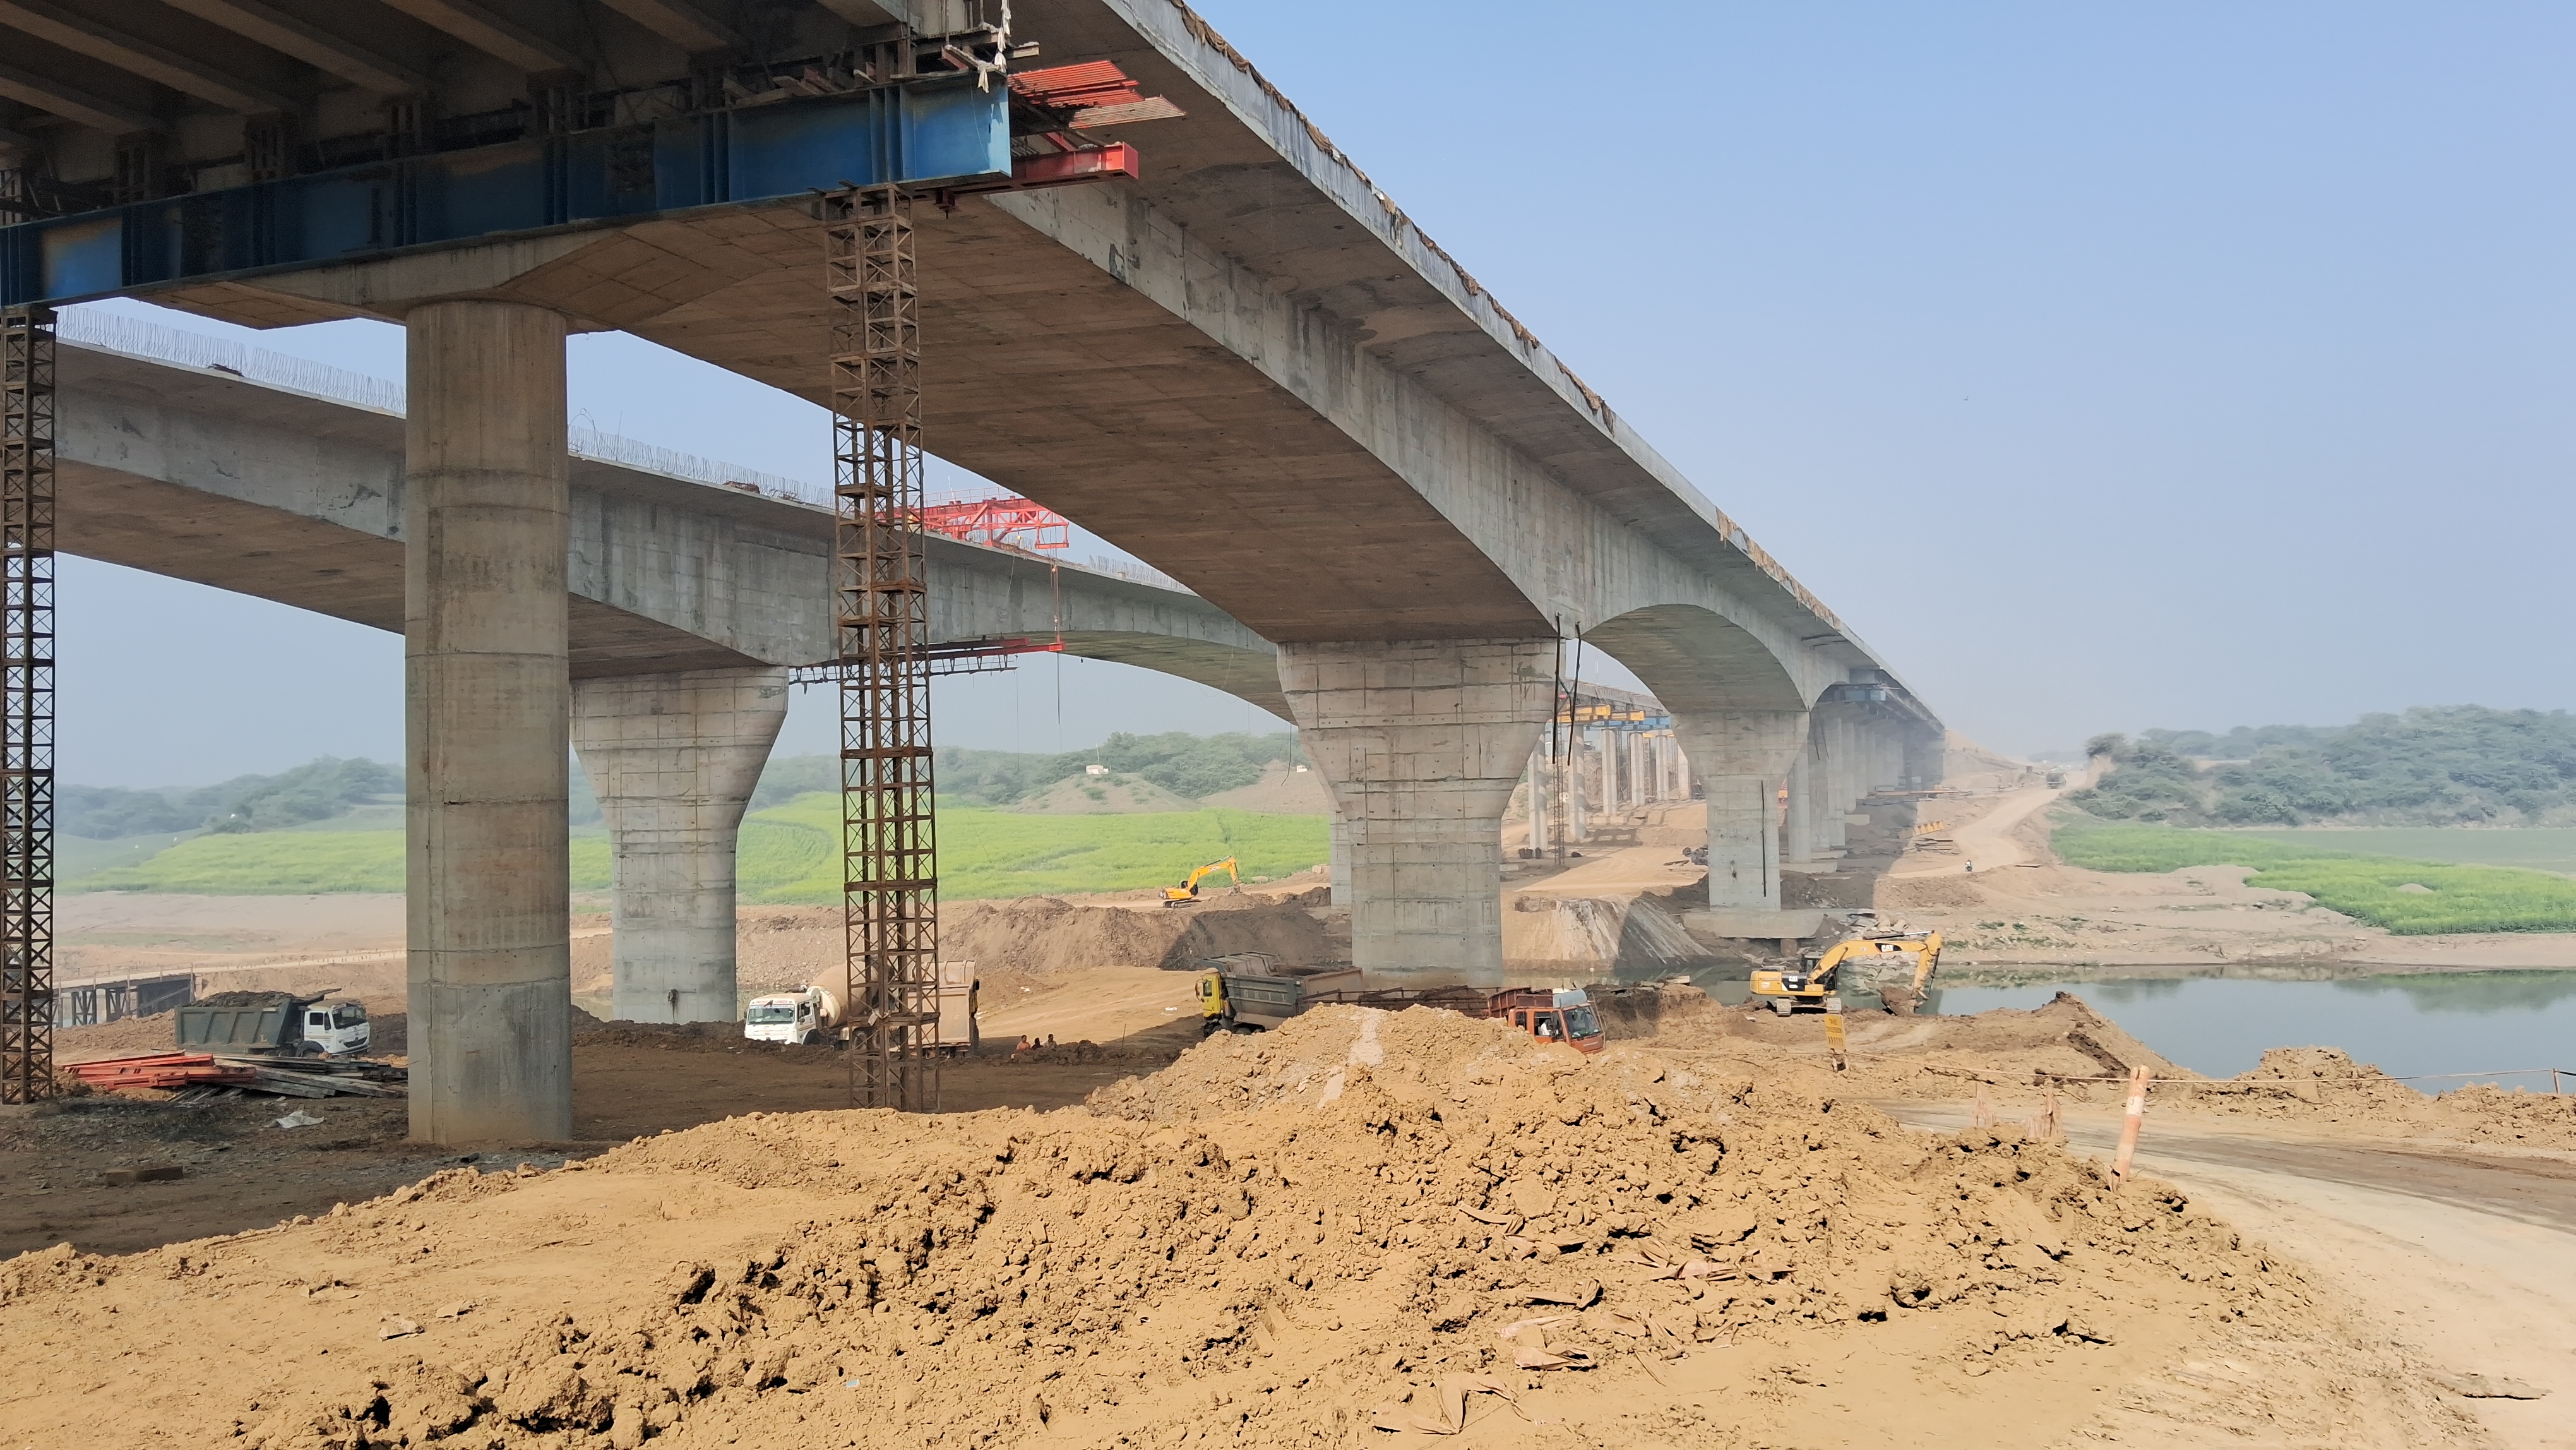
1878;873;1992;909
54;1010;184;1065
0;1007;2470;1450
1004;772;1198;815
570;1017;826;1058
1657;990;2197;1099
196;989;304;1008
1196;760;1332;815
2139;1046;2576;1149
943;894;1337;975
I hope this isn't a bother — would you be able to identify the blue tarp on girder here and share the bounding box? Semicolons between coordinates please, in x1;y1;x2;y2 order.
0;80;1009;309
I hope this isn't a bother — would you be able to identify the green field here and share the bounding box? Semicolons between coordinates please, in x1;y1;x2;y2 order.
68;793;1327;902
2228;827;2576;877
736;793;1328;902
73;830;619;894
2052;819;2576;935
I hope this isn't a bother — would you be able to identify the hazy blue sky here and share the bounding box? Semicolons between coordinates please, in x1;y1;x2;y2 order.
57;1;2576;786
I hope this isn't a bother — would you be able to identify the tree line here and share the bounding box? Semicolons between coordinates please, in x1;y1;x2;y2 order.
750;730;1304;811
63;757;401;839
2070;705;2576;826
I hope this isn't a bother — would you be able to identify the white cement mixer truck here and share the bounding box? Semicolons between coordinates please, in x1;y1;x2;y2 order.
743;985;842;1046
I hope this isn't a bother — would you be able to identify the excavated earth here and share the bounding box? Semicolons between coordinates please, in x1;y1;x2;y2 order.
0;1007;2488;1449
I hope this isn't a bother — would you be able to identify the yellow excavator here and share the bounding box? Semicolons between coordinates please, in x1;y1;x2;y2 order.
1162;856;1241;907
1750;925;1943;1015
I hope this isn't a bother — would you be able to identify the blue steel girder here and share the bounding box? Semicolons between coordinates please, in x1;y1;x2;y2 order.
1;81;1010;309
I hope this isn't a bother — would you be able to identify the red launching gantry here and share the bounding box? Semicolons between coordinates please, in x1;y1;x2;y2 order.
915;496;1071;552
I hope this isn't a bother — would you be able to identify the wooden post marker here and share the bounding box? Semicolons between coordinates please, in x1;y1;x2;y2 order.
2111;1064;2152;1187
2027;1090;2062;1142
1822;995;1847;1071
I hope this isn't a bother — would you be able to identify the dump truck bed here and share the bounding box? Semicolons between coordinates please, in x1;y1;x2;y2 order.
175;998;302;1053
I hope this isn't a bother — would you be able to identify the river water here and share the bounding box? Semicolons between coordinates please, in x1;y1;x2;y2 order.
1926;972;2576;1091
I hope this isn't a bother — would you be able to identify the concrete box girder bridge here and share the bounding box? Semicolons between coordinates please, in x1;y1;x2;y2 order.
0;0;1942;1138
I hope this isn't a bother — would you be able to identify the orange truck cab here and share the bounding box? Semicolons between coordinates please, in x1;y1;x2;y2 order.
1486;986;1605;1054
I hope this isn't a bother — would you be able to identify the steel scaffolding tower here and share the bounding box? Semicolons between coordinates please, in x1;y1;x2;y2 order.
825;184;941;1111
0;306;54;1105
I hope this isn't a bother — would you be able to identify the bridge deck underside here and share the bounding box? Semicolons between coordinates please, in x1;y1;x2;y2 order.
169;198;1554;647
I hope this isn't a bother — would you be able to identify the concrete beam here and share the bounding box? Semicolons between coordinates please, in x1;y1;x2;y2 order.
0;56;157;134
595;0;740;54
373;0;580;75
160;0;428;95
52;338;1287;709
0;0;295;114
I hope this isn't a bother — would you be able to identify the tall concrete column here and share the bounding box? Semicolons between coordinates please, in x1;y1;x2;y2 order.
1525;744;1549;856
1556;731;1576;844
1673;710;1810;914
1825;717;1854;851
407;299;572;1146
572;667;790;1024
1904;724;1946;790
1601;731;1619;818
1783;747;1818;865
1280;639;1554;984
1328;812;1352;907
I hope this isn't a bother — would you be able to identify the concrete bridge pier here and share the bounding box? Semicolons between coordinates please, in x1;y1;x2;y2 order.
1784;746;1823;867
573;668;791;1024
1673;710;1811;922
405;299;574;1146
1905;724;1947;789
1280;640;1554;984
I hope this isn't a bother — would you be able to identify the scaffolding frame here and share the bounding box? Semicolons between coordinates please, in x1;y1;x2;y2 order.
825;185;941;1111
0;306;54;1105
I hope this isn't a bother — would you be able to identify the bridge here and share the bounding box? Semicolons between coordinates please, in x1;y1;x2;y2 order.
0;0;1942;1137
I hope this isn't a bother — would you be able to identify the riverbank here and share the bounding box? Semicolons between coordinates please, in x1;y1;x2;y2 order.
1871;782;2576;976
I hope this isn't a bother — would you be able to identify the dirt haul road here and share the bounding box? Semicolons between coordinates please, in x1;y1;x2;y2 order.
1886;1102;2576;1450
0;1005;2497;1450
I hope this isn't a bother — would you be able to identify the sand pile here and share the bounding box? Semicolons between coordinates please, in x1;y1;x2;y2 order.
679;897;1345;1001
944;895;1337;976
2147;1047;2576;1149
1654;991;2195;1097
0;1006;2476;1449
53;1009;188;1065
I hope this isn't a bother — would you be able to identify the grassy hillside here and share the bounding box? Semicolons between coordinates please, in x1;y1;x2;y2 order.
2052;818;2576;934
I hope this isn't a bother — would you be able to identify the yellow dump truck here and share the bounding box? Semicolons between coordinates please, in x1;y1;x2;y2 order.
1749;928;1943;1016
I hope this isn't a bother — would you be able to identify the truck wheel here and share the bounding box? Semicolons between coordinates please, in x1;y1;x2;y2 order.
1200;1019;1224;1037
1768;997;1793;1017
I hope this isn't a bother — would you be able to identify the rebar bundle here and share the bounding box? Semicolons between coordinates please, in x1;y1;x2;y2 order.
0;306;54;1105
824;185;941;1111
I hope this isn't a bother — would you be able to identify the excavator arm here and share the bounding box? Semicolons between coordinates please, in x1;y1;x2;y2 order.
1162;856;1242;906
